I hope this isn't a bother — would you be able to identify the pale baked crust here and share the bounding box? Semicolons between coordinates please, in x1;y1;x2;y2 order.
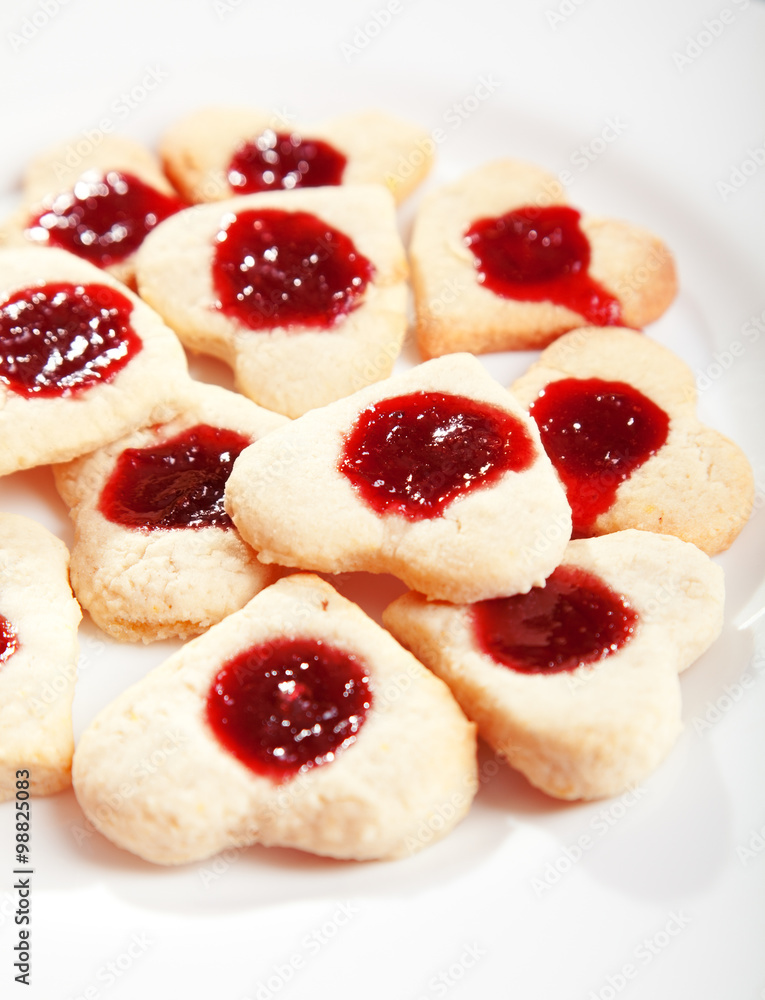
160;106;434;205
53;381;288;643
135;185;409;417
383;530;725;801
225;353;572;603
0;247;191;478
72;574;478;865
409;159;677;356
510;326;755;554
0;134;180;287
0;514;82;800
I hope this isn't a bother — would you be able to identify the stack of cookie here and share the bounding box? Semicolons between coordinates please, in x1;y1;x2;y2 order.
0;105;753;866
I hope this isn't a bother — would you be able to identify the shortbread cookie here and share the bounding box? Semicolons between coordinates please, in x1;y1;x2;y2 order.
0;133;184;287
384;530;724;801
510;326;754;554
225;354;572;603
410;159;677;357
0;514;82;800
161;106;434;205
54;381;288;643
0;247;190;477
72;574;477;864
135;185;408;417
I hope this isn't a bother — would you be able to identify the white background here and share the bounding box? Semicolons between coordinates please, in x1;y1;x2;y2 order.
0;1;764;998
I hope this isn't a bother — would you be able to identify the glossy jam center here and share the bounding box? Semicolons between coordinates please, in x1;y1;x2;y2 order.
0;282;141;398
98;424;251;530
530;377;670;535
227;130;347;193
212;208;374;331
472;565;637;674
339;391;536;520
206;637;372;780
27;170;184;268
465;205;622;326
0;615;19;665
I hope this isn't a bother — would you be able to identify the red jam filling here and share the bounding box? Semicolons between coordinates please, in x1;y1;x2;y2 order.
529;377;669;535
465;205;622;326
472;565;637;674
206;637;372;780
0;282;141;398
212;208;374;330
98;424;251;530
27;170;185;269
0;615;19;665
227;130;347;193
339;391;535;520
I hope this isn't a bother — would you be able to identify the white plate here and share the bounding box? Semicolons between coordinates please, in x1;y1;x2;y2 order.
0;2;764;998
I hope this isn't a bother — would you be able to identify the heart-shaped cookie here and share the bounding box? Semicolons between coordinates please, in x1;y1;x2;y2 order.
135;185;408;417
410;159;677;357
0;133;185;288
72;574;477;864
0;247;190;478
160;106;434;205
384;530;724;801
0;514;81;800
510;326;754;554
54;381;287;643
225;353;572;604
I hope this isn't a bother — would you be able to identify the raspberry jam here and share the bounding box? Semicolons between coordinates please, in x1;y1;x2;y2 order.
206;637;372;780
0;616;18;665
472;565;637;674
212;208;374;330
27;170;184;269
98;424;251;530
529;378;670;535
227;130;347;193
0;282;141;398
465;205;622;326
339;391;535;519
